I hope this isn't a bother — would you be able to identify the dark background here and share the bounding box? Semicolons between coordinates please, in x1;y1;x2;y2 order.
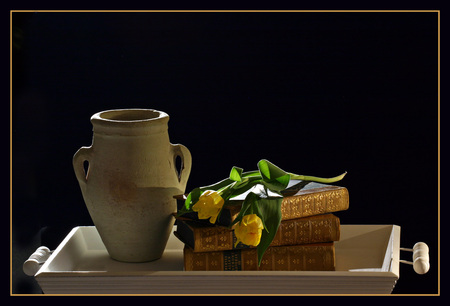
12;11;439;294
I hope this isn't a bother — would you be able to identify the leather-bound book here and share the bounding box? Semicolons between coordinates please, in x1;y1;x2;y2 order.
184;243;335;271
175;213;340;252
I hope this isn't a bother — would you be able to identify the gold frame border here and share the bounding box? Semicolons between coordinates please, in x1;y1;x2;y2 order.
10;9;440;297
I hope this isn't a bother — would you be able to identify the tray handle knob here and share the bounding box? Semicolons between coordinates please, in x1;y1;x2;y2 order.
400;242;430;275
23;246;52;276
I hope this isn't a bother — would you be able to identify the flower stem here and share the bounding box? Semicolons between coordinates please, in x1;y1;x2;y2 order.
289;171;347;183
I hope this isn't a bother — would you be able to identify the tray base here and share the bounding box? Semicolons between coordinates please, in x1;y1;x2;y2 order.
35;225;400;294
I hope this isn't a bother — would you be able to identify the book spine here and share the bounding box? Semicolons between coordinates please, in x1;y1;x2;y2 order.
194;225;236;252
272;214;340;246
188;214;340;252
281;187;349;220
184;243;335;271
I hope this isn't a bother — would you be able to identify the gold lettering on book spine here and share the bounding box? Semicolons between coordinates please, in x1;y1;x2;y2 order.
184;244;335;271
264;214;340;247
280;187;349;219
199;227;233;252
241;248;258;270
208;252;222;270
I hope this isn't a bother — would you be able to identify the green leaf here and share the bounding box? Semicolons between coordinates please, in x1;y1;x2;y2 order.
242;170;261;178
261;174;290;192
231;176;262;193
197;170;260;193
176;187;201;217
257;160;291;192
199;177;233;192
229;166;243;182
229;192;257;227
258;159;285;180
251;199;268;233
255;197;283;266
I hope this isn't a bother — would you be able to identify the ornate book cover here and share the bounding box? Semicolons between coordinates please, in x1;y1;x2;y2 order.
280;183;349;220
184;243;336;271
176;214;340;252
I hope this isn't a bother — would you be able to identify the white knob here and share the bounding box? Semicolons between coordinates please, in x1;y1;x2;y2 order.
400;242;430;274
413;257;430;275
23;246;52;276
413;242;429;262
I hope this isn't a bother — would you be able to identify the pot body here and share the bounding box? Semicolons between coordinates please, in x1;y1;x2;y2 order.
73;109;191;262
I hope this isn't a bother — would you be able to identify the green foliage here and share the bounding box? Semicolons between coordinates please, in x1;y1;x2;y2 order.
229;166;243;182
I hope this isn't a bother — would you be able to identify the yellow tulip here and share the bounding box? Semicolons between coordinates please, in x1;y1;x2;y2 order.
234;214;264;247
192;190;225;224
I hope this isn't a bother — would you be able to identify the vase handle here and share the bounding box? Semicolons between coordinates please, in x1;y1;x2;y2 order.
73;146;93;195
171;143;192;192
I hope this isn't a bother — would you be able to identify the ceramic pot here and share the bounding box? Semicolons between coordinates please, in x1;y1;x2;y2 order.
73;109;191;262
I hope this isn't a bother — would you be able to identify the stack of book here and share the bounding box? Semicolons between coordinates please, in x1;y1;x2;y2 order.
174;182;349;272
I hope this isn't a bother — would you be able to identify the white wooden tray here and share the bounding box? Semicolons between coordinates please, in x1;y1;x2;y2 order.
32;225;400;294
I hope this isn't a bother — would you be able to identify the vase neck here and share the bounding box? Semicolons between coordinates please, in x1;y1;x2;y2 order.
90;109;169;136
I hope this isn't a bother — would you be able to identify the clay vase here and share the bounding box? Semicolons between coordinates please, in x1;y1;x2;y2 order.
73;109;192;262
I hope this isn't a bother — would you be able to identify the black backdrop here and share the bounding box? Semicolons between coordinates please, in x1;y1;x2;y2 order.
12;11;439;294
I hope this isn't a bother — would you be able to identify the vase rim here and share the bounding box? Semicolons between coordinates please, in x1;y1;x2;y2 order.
90;109;170;135
91;109;169;123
